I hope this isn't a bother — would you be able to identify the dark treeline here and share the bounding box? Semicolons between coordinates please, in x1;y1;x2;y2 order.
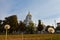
0;15;60;34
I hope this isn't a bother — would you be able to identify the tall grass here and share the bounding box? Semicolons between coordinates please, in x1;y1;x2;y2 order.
0;34;60;40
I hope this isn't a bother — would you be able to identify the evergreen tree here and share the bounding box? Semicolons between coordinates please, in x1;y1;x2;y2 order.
0;20;3;33
18;21;26;33
37;20;44;32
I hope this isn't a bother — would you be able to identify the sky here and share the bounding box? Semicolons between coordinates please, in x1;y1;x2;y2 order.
0;0;60;28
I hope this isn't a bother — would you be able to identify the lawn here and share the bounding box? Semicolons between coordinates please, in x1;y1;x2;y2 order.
0;34;60;40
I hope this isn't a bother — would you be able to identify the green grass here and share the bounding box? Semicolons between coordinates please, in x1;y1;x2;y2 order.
0;34;60;40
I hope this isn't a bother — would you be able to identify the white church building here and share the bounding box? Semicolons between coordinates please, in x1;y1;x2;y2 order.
24;12;33;26
24;12;46;34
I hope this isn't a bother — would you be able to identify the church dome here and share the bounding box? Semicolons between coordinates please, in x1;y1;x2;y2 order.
27;12;32;16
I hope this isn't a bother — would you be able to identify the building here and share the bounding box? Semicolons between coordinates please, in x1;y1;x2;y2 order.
24;12;33;26
57;22;60;26
56;22;60;33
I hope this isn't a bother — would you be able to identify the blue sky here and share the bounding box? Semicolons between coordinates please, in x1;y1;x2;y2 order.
0;0;60;27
